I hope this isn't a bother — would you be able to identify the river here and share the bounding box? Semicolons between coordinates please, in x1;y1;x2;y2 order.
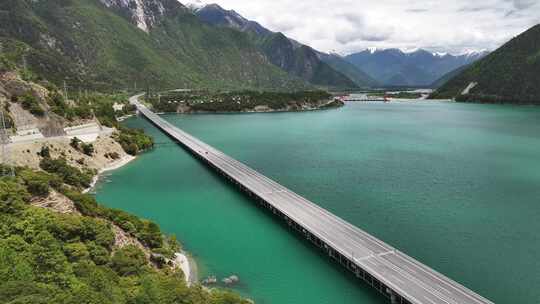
95;101;540;304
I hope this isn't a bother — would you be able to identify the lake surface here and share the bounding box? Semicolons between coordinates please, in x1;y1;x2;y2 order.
95;101;540;304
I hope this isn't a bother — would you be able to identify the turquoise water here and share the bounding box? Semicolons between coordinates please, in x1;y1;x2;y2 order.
95;101;540;304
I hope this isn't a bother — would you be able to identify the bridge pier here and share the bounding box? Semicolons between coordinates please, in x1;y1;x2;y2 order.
131;97;495;304
387;288;399;304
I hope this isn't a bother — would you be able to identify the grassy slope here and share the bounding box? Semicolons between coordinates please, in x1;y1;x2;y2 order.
0;0;306;91
432;24;540;103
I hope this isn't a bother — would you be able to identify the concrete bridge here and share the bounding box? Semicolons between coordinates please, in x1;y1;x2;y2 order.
130;94;494;304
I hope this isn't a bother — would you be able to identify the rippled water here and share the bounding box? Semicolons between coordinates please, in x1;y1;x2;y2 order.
95;101;540;304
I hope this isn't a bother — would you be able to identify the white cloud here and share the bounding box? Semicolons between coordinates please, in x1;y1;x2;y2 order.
184;0;540;55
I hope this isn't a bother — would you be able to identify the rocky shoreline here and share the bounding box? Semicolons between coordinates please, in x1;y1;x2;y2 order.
83;154;136;193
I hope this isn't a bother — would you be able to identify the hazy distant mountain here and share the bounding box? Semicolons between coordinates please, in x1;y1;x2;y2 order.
190;2;374;88
345;48;488;87
316;52;379;87
431;24;540;104
430;65;470;88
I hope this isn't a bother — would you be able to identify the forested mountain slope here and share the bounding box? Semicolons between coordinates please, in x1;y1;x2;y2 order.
0;163;249;304
193;3;367;89
0;0;306;91
431;24;540;104
259;33;358;89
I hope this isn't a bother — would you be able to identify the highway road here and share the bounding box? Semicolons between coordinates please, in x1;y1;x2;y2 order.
130;94;494;304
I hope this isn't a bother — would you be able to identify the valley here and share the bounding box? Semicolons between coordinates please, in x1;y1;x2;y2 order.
1;1;539;304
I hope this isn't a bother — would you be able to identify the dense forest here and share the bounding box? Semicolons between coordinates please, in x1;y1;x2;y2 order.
148;90;337;113
0;161;250;304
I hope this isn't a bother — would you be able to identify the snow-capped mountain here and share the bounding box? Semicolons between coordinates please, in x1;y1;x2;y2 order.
187;2;375;88
193;3;272;37
99;0;185;32
460;49;491;59
184;0;206;11
345;48;489;86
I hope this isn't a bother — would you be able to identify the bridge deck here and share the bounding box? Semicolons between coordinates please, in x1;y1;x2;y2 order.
131;95;494;304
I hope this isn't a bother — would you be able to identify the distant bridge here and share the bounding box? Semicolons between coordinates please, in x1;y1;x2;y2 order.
130;94;494;304
342;94;388;102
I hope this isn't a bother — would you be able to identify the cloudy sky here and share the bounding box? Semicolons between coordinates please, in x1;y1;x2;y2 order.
186;0;540;55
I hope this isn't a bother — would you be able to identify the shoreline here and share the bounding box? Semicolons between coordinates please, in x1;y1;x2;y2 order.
174;251;198;286
83;154;136;193
157;101;344;116
82;151;199;286
116;114;135;122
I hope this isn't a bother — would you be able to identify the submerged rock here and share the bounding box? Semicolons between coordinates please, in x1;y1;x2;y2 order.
202;275;217;285
222;274;239;285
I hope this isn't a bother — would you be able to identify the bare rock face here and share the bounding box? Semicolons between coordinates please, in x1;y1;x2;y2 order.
32;190;80;215
98;0;186;32
0;72;48;100
0;72;66;136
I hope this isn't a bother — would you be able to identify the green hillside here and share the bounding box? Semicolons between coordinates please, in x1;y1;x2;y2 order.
0;163;249;304
430;65;469;88
193;4;361;89
431;24;540;104
317;53;379;88
260;33;358;89
0;0;307;91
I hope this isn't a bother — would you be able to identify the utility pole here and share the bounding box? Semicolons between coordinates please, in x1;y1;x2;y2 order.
0;101;14;177
63;80;68;101
22;55;27;73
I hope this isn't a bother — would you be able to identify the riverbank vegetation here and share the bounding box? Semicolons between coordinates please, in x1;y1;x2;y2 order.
112;127;154;156
0;163;251;304
148;90;336;113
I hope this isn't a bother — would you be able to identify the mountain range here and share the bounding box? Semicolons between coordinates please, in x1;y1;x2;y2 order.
0;0;310;91
2;0;523;95
191;2;376;88
345;48;489;87
189;1;489;89
431;24;540;104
